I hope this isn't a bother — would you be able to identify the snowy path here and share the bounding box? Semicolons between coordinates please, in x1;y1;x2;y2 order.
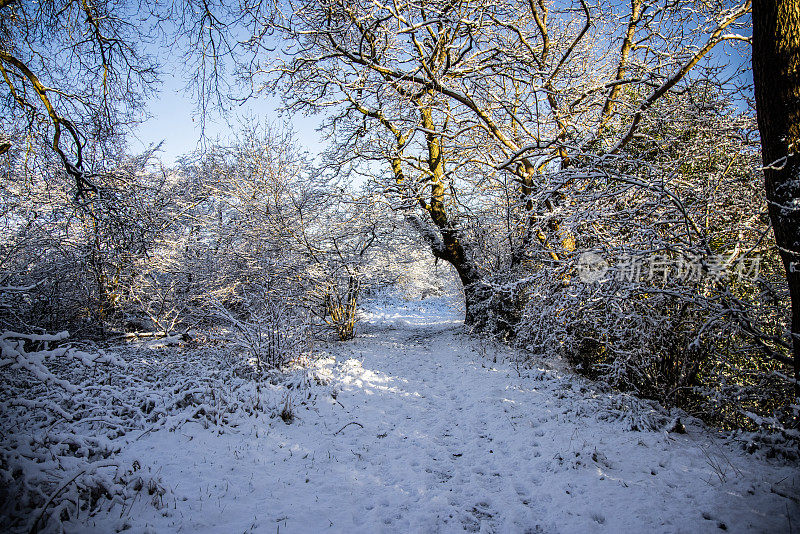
82;297;798;533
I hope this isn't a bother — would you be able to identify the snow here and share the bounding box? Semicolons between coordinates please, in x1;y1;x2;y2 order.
64;293;798;533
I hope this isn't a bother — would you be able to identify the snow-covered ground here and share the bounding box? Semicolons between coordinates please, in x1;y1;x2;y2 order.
71;295;797;533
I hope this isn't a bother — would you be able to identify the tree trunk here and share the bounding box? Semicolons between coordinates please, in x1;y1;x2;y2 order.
440;230;488;327
415;99;491;327
407;211;487;326
752;0;800;396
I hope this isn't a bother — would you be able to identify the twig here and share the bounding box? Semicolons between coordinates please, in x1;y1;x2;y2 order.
333;421;363;435
133;425;157;442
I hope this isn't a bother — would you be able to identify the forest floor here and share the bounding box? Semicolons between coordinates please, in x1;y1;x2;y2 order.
73;295;798;533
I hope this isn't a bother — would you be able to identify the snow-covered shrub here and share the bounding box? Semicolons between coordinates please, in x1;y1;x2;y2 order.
513;245;793;432
213;283;308;371
0;147;182;336
173;124;402;343
311;275;360;341
0;330;134;532
505;95;796;433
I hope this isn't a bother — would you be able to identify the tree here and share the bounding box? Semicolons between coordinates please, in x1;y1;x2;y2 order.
165;123;393;341
249;0;751;326
752;0;800;395
0;0;157;196
0;144;176;335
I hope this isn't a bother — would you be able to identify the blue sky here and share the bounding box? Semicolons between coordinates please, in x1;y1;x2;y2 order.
127;15;751;167
129;70;325;164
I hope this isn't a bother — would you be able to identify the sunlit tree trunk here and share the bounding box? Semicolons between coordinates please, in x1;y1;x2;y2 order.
417;101;487;325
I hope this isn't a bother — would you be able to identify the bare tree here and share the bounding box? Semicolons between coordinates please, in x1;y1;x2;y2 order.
238;0;750;325
168;123;392;341
0;0;158;196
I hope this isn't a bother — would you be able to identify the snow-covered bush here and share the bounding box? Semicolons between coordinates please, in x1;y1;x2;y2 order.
213;283;308;371
308;274;361;341
482;95;798;434
0;322;332;532
0;146;180;336
0;330;135;532
516;265;790;424
508;166;794;433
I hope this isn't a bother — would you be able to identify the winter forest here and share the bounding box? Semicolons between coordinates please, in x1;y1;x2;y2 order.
1;0;799;532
